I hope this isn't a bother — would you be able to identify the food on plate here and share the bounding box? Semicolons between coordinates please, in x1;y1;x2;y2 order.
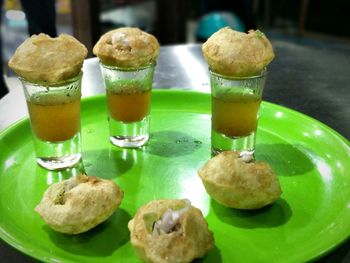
198;151;282;209
202;27;274;76
8;33;87;84
93;27;160;68
128;199;214;263
93;27;159;128
35;174;124;234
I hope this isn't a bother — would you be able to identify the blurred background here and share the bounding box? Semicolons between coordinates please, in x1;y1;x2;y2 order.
1;0;350;97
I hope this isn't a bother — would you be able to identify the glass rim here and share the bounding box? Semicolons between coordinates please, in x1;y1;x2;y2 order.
209;68;268;80
99;61;156;72
19;71;83;87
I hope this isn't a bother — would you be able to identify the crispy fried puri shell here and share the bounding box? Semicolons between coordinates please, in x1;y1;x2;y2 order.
35;175;123;234
202;27;275;76
198;151;282;209
9;33;87;84
128;199;214;263
93;27;159;68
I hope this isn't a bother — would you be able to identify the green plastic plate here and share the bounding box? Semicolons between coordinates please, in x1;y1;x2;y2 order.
1;90;350;263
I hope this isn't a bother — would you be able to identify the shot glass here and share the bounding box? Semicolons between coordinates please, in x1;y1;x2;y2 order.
21;73;82;170
100;63;155;148
210;69;267;158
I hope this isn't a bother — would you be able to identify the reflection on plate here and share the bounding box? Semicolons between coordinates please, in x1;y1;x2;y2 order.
0;90;350;263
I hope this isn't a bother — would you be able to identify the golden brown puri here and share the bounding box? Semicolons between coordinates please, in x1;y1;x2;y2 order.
198;151;282;209
202;27;275;77
35;175;124;234
93;27;160;68
8;33;87;84
128;199;214;263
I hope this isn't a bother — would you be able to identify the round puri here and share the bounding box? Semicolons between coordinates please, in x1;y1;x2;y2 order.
198;151;282;209
35;175;123;234
8;33;87;84
128;199;214;263
93;27;160;68
202;27;275;76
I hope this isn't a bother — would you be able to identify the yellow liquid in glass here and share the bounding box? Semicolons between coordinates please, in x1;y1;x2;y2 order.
212;94;261;137
27;99;80;142
107;90;151;123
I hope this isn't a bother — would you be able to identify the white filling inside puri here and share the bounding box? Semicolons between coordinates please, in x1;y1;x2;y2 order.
152;199;191;235
112;32;130;47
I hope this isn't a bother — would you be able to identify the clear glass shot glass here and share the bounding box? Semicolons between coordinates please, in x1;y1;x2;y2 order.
99;63;155;148
210;69;267;158
21;73;82;170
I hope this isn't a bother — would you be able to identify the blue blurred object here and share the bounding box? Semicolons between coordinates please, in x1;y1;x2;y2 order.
196;11;245;40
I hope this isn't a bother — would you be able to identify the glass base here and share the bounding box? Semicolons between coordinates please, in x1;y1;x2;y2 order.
36;154;82;170
110;135;149;148
211;129;256;159
33;133;82;170
109;116;150;148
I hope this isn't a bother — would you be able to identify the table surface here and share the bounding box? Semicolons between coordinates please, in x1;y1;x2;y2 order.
1;40;350;262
